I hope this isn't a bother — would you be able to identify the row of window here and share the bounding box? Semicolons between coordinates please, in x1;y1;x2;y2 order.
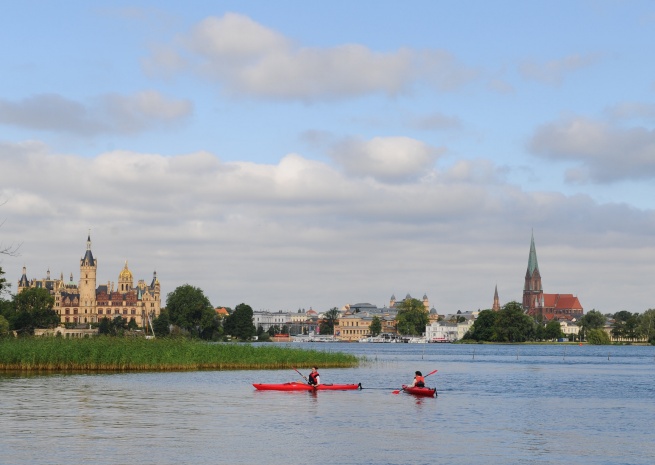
59;308;137;315
62;316;138;324
342;329;367;334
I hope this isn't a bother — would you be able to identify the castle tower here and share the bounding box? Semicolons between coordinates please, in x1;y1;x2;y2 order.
422;293;430;312
522;232;543;315
493;285;500;311
18;266;29;292
118;261;133;292
79;233;97;323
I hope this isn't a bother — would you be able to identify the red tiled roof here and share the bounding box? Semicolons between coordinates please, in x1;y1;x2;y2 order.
543;294;583;311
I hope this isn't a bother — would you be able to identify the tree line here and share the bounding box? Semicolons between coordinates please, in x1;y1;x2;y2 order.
2;263;654;345
465;302;655;344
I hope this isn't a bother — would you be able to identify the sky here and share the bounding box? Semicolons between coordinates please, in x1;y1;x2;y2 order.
1;0;654;315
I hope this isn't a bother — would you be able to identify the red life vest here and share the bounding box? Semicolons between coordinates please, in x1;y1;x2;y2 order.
415;375;425;387
308;371;320;385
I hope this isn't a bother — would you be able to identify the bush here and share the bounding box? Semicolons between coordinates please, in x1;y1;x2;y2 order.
587;328;611;345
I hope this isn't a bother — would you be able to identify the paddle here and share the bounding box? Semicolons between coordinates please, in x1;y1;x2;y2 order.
293;367;310;383
392;369;438;394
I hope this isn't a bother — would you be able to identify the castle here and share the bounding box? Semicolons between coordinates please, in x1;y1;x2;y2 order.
17;234;161;327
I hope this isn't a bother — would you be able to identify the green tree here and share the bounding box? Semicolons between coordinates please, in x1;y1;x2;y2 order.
493;301;535;342
11;287;59;335
223;303;256;340
0;266;7;296
0;296;13;322
267;325;281;337
127;318;138;331
0;314;10;338
611;310;637;340
112;316;127;335
466;309;498;341
395;298;429;336
166;285;215;338
198;308;222;340
639;309;655;344
369;315;382;336
98;317;111;335
578;309;605;341
319;307;340;336
544;320;564;340
587;328;611;345
152;309;171;337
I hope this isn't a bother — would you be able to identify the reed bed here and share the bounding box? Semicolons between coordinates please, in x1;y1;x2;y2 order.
0;337;359;372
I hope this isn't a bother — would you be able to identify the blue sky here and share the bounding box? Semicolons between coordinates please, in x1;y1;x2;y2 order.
1;1;654;314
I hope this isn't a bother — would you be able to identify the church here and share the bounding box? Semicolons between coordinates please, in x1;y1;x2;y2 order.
17;234;161;327
522;233;583;321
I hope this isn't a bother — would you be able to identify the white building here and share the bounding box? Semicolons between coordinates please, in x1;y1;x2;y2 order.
559;320;580;338
252;311;292;331
425;317;475;342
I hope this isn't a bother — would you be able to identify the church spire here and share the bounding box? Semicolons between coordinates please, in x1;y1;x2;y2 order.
527;230;539;278
492;284;500;311
523;231;543;315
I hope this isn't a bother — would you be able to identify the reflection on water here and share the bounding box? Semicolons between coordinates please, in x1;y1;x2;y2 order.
1;344;654;465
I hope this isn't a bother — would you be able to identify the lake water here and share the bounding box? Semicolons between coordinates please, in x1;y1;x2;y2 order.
1;343;654;465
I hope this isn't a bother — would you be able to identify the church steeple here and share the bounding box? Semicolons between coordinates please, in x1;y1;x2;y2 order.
492;284;500;311
527;231;539;278
523;231;543;315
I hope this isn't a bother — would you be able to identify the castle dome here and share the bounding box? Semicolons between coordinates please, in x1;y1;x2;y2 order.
119;261;133;281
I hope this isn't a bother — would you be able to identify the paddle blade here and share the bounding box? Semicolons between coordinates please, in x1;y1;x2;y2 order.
392;390;400;394
425;369;438;377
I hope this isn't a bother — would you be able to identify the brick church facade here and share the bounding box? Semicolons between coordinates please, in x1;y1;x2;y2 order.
522;233;583;321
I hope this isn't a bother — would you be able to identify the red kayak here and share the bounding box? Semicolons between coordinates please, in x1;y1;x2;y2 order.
253;382;361;391
402;385;437;397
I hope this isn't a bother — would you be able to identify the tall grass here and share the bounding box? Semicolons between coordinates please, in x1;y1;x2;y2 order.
0;337;359;372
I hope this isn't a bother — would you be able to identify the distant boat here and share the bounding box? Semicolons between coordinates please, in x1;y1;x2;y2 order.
358;333;403;343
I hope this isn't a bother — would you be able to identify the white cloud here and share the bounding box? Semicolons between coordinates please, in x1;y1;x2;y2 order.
605;102;655;121
529;117;655;183
519;53;600;85
411;112;462;131
328;136;443;182
144;13;477;101
0;91;192;135
1;144;654;314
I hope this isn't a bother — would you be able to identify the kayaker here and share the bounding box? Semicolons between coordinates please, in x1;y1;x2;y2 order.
409;371;425;388
308;366;321;386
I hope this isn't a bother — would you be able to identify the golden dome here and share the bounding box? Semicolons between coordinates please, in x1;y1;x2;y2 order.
119;261;133;281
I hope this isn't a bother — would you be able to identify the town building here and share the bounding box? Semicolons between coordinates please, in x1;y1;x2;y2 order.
252;310;293;331
390;293;430;312
17;234;161;327
522;233;583;321
335;303;399;341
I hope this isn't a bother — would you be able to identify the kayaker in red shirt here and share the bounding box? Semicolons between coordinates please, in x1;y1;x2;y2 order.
308;366;321;386
409;371;425;388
